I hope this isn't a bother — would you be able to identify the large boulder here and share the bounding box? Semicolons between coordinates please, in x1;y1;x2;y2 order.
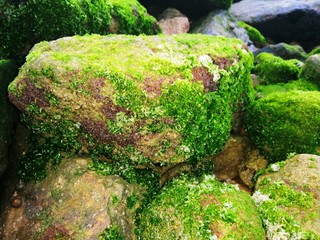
0;60;18;180
0;157;144;240
191;10;256;51
230;0;320;51
299;54;320;87
8;34;254;168
0;0;159;59
253;154;320;238
139;174;265;239
245;91;320;162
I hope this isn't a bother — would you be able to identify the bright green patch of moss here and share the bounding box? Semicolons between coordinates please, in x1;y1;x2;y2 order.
99;225;125;240
254;52;300;84
308;46;320;57
255;79;319;97
138;174;265;239
253;181;319;239
245;91;320;162
238;21;266;47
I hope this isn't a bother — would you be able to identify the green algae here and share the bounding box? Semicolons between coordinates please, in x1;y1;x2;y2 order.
238;21;266;48
245;91;320;162
9;34;254;173
138;174;265;239
254;52;300;84
0;0;159;59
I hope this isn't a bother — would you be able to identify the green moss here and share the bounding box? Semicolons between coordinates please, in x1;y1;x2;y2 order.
253;181;319;239
138;174;265;239
99;225;125;240
255;79;319;97
308;46;320;57
238;21;266;47
9;34;254;168
245;91;320;162
254;52;300;84
0;0;159;59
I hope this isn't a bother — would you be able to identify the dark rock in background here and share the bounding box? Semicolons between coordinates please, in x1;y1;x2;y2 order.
230;0;320;52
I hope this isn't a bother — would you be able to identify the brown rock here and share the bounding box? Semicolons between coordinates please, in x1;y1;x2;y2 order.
0;158;144;240
158;8;190;35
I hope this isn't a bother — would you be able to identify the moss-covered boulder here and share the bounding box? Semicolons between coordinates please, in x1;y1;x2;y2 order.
253;154;320;238
0;59;18;179
253;52;301;84
8;34;254;168
244;91;320;162
0;0;159;59
254;43;307;61
138;174;265;239
0;157;144;240
299;54;320;87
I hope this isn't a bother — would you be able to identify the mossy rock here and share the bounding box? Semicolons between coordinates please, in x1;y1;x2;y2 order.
237;21;266;48
253;154;320;238
255;79;319;98
8;34;254;170
299;54;320;87
308;46;320;57
0;59;18;179
0;157;144;239
0;0;159;59
254;52;300;84
138;174;265;239
245;91;320;162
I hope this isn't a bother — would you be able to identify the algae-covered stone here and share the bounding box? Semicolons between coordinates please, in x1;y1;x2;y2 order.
0;157;144;240
0;0;159;59
245;91;320;162
253;154;320;238
0;59;17;179
254;52;300;84
299;54;320;87
138;174;265;239
237;21;266;48
8;34;254;167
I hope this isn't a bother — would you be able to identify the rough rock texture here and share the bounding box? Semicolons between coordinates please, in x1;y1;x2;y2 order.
213;135;268;189
8;34;254;167
254;43;308;61
245;91;320;162
0;60;18;180
158;8;190;35
0;157;144;240
192;10;256;51
230;0;320;51
299;54;320;87
253;154;320;238
0;0;160;59
139;174;266;239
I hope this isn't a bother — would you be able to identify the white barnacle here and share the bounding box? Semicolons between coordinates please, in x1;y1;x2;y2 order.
252;190;270;206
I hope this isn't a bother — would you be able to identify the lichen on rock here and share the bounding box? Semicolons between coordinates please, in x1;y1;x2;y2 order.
8;34;254;172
